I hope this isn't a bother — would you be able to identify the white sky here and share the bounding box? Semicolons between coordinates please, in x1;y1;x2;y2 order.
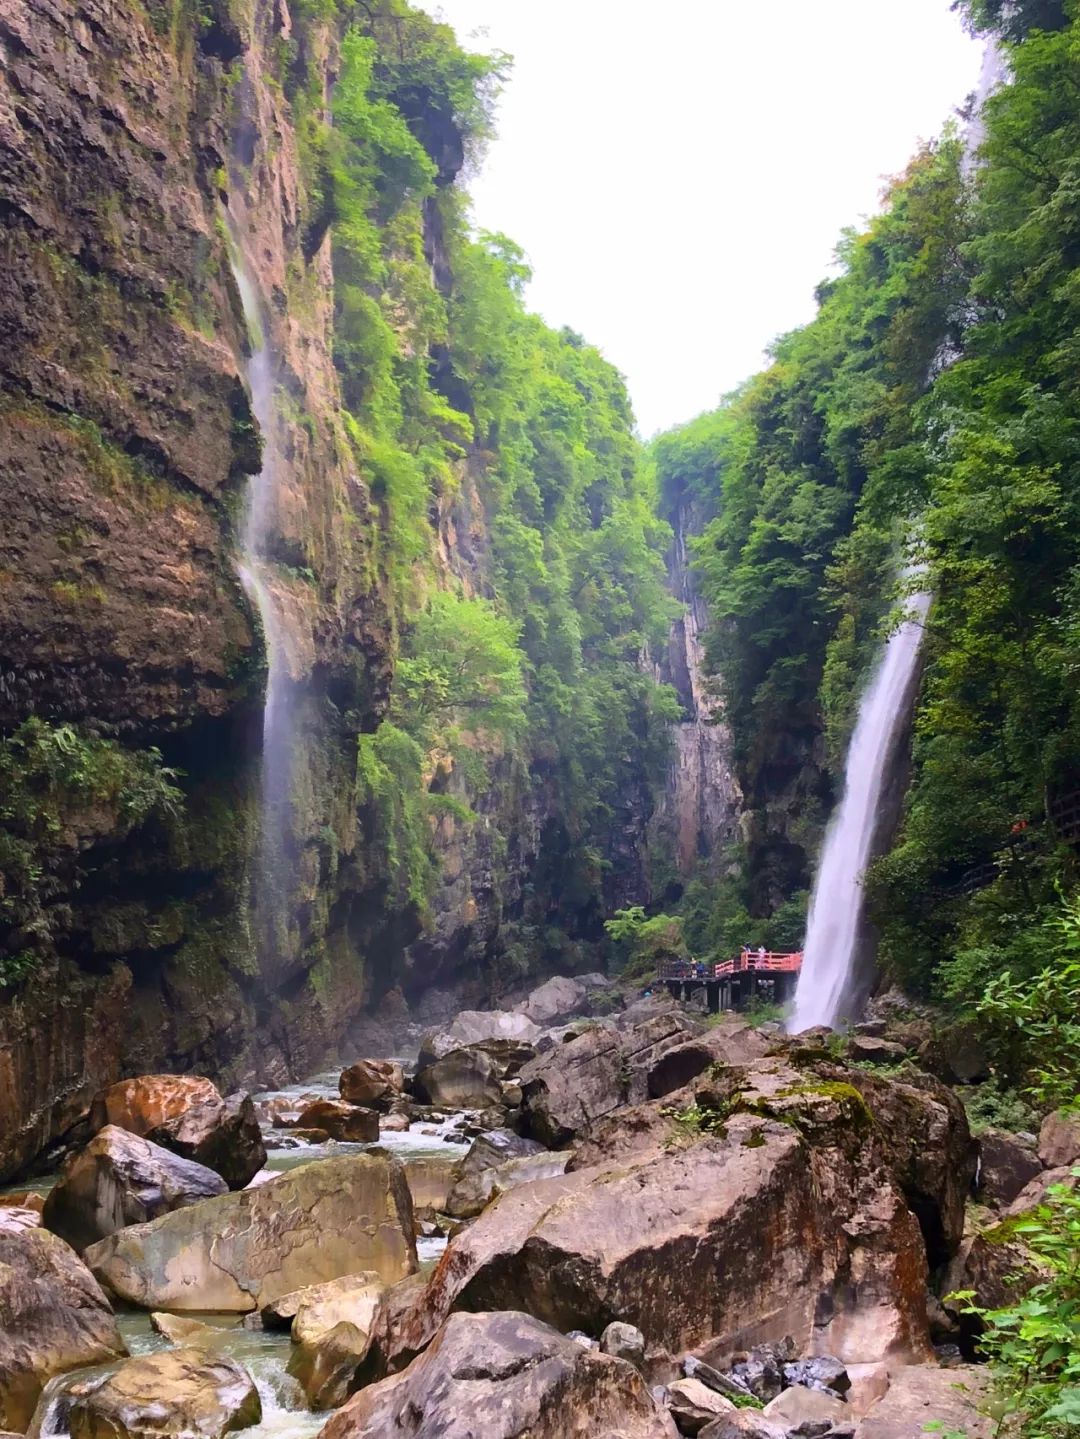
433;1;984;436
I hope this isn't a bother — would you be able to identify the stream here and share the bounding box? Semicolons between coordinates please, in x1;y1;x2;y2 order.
16;1063;466;1437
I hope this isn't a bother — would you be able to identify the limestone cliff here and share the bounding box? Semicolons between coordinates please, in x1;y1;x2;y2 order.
0;0;388;1177
649;495;742;886
0;0;679;1180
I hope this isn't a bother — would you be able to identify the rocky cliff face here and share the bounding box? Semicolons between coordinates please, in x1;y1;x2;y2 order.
0;0;677;1181
650;495;742;887
0;0;389;1178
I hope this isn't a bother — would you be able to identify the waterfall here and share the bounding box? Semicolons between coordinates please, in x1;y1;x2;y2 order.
230;241;294;951
789;587;931;1032
788;42;1003;1033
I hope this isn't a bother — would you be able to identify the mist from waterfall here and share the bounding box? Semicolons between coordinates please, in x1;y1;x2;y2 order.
789;587;931;1032
231;245;294;951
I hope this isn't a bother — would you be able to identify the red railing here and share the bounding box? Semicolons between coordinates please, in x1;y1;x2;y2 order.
659;950;803;982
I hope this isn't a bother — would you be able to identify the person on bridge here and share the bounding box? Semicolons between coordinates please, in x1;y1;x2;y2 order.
758;945;766;962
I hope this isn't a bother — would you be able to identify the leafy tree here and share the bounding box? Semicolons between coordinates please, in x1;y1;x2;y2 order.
395;592;526;742
956;1172;1080;1439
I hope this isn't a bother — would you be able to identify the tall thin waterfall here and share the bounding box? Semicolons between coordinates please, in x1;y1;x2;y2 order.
789;588;931;1031
788;43;1002;1033
231;245;294;946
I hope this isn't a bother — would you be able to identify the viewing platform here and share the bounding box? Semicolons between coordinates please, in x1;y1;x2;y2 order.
658;949;803;1013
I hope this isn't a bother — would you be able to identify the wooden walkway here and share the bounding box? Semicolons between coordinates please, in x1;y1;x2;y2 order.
658;951;802;1014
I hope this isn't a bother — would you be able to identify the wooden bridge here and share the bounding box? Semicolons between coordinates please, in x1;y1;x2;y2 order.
658;949;803;1014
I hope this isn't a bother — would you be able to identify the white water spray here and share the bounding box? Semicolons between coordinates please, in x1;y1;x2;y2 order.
789;588;931;1032
231;246;294;941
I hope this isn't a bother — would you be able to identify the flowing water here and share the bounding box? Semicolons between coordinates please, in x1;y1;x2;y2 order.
24;1063;461;1439
789;588;931;1032
30;1315;324;1439
230;245;295;953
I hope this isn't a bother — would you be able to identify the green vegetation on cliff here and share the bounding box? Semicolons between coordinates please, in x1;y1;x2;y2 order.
286;3;679;957
655;0;1080;1033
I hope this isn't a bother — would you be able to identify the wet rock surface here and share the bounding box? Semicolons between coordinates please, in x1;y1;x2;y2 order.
0;1228;127;1432
67;1348;262;1439
318;1309;677;1438
43;1126;228;1252
85;1154;416;1311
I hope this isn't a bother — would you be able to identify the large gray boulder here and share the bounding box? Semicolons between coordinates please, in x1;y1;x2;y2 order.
518;1012;692;1146
443;1130;544;1218
43;1126;227;1252
381;1089;930;1372
977;1129;1042;1208
418;1011;543;1070
317;1310;676;1438
0;1228;127;1432
412;1047;505;1109
444;1150;571;1219
85;1154;416;1311
66;1348;261;1439
515;976;589;1026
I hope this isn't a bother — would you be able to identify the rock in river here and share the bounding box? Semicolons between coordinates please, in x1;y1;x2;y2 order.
292;1101;378;1144
0;1228;126;1432
66;1347;261;1439
338;1060;403;1110
43;1126;227;1251
85;1154;416;1312
318;1310;676;1438
417;1011;543;1069
91;1076;266;1190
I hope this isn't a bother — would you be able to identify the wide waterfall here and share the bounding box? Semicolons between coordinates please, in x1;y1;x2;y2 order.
231;243;294;949
789;587;931;1032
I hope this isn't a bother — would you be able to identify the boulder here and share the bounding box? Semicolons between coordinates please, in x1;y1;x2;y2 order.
1006;1163;1077;1215
519;1012;692;1146
647;1020;770;1100
916;1020;990;1085
396;1102;929;1369
942;1225;1040;1322
284;1274;385;1409
90;1076;220;1136
85;1154;416;1311
730;1340;795;1401
292;1101;378;1144
853;1362;989;1439
601;1321;646;1370
977;1130;1042;1208
699;1418;785;1439
847;1037;908;1066
444;1150;571;1219
289;1273;385;1349
43;1127;228;1251
763;1387;849;1428
66;1347;260;1439
667;1377;736;1434
288;1322;371;1411
515;976;589;1026
401;1156;457;1214
454;1129;545;1183
338;1061;403;1110
412;1047;504;1109
781;1357;850;1396
150;1314;219;1345
839;1067;976;1262
317;1310;676;1438
146;1092;267;1191
0;1206;42;1235
0;1228;127;1432
417;1011;544;1069
1038;1109;1080;1169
